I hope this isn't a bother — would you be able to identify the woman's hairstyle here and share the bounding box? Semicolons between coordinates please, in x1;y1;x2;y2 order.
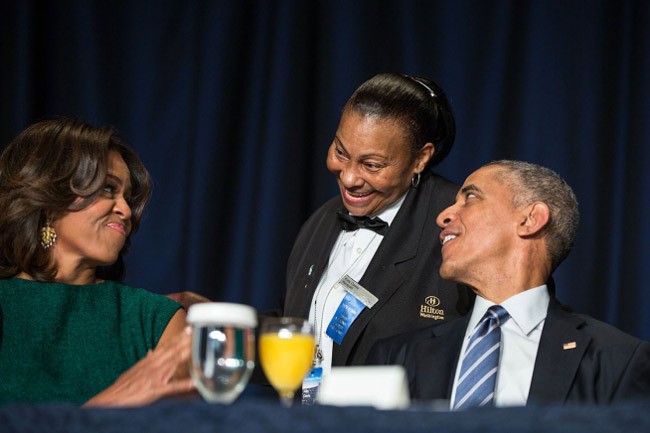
0;117;152;281
343;73;456;170
486;160;580;272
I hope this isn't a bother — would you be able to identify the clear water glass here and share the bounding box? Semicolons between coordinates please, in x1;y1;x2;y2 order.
187;302;257;404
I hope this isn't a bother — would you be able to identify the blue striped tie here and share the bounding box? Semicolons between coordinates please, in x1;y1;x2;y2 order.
452;305;510;410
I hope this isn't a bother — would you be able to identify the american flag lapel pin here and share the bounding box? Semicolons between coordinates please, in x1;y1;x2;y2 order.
563;341;577;350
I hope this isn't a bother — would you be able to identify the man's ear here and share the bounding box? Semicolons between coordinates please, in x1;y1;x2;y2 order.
517;202;550;237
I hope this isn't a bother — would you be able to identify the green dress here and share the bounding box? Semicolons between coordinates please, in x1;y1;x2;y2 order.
0;278;181;404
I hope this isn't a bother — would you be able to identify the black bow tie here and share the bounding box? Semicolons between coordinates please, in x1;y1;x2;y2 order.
336;210;389;235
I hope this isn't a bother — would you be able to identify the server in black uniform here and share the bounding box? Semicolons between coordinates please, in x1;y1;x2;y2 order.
283;73;473;400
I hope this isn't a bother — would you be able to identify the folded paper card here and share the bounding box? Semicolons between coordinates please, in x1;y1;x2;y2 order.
316;365;410;410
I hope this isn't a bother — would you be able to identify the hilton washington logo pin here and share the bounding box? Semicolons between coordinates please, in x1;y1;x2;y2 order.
419;295;445;320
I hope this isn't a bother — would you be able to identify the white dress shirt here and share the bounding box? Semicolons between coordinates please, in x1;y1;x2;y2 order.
308;193;406;375
450;285;550;407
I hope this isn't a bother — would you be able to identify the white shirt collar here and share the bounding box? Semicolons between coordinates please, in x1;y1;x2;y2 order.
466;285;550;338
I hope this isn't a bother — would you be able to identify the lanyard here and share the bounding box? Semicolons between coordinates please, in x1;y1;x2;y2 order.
310;231;378;365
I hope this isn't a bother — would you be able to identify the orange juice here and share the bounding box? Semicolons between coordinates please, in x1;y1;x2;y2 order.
259;333;314;392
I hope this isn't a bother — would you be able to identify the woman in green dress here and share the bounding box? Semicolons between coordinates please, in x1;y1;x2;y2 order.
0;117;194;406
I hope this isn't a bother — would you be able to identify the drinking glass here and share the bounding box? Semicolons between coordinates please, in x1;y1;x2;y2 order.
259;317;314;407
187;302;257;404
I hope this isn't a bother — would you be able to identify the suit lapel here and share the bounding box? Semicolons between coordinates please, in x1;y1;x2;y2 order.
284;199;342;317
411;317;468;400
528;300;591;404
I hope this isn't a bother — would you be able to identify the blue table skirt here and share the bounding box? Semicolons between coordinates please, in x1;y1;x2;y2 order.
2;395;650;433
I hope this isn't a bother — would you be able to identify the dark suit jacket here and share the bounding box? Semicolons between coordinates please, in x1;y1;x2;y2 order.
366;297;650;405
284;171;474;366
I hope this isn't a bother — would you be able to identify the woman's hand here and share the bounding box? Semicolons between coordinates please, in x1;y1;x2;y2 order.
165;291;211;311
83;326;195;407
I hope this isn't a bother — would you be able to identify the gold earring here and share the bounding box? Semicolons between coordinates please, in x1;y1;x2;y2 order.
40;220;57;249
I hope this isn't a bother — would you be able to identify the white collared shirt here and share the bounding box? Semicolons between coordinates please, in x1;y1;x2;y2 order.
308;193;407;375
450;285;550;408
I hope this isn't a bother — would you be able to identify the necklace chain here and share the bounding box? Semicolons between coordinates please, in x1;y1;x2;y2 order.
311;231;379;365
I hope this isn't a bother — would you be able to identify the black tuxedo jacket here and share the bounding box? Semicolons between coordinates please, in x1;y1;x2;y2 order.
284;171;474;366
366;297;650;405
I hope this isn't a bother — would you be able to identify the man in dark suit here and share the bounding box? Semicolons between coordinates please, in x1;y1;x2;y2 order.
367;160;650;407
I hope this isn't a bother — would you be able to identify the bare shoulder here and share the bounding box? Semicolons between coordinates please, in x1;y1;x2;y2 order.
157;309;188;348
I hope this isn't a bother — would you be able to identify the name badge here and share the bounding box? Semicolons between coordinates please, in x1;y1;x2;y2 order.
339;275;379;308
301;367;323;405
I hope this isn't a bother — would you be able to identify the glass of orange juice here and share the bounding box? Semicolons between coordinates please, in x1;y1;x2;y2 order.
259;317;314;407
